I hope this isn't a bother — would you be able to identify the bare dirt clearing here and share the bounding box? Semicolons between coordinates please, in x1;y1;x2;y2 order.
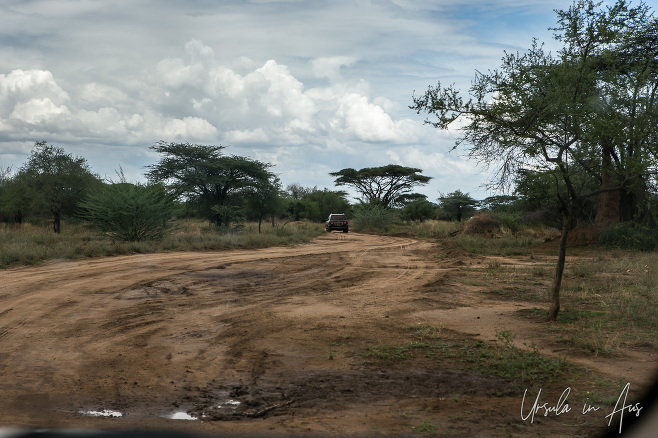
0;233;655;437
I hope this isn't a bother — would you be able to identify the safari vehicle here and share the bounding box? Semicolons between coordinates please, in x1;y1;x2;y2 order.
325;213;349;233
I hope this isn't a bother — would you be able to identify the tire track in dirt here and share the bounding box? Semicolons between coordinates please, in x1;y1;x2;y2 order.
0;232;653;437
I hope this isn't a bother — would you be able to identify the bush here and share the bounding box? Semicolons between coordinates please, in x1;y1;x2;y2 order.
400;199;436;222
494;212;521;233
599;222;658;251
352;203;396;232
80;182;177;241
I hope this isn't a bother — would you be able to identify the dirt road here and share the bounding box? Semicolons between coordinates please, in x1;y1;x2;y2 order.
0;233;655;436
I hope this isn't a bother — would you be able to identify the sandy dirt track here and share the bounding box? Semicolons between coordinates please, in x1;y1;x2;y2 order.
0;232;656;437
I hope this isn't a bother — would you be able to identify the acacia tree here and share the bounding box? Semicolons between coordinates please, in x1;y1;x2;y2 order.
284;184;351;222
558;0;658;225
410;1;654;320
437;190;478;222
329;165;431;208
146;142;275;227
11;142;100;233
246;176;284;233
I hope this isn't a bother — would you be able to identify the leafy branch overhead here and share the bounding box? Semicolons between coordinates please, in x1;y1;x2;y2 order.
330;165;431;208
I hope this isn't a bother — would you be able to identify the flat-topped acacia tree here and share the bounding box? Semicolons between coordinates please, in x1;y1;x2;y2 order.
146;141;275;227
329;165;431;208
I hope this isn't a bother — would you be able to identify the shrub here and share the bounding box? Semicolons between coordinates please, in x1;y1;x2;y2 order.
494;212;521;233
351;203;396;232
599;222;658;251
400;199;436;222
80;182;177;241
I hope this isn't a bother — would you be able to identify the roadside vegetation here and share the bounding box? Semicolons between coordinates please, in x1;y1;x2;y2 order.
0;219;324;269
362;325;571;387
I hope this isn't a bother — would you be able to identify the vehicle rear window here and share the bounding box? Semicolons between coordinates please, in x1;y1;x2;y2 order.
330;215;347;220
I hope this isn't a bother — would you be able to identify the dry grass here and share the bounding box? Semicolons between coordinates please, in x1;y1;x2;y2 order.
447;233;658;355
0;219;325;268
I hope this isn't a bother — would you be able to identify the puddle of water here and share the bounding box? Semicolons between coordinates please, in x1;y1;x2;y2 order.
80;409;123;417
218;399;241;409
167;411;197;420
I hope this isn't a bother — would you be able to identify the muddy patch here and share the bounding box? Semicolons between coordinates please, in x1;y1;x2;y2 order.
184;368;515;421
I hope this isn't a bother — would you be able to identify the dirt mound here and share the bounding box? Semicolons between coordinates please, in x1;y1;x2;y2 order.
462;212;503;236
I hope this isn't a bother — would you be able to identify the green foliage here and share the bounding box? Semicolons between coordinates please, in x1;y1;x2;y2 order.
479;195;518;212
599;222;658;251
7;142;101;233
411;421;436;434
400;199;436;222
284;184;351;221
245;177;285;232
146;141;274;227
411;0;658;320
413;0;658;225
0;164;19;223
330;165;431;208
437;190;478;222
513;168;598;226
80;181;178;241
363;345;407;360
394;193;428;207
493;212;521;233
305;188;351;220
351;202;396;232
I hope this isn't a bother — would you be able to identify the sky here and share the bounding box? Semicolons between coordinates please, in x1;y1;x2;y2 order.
0;0;582;202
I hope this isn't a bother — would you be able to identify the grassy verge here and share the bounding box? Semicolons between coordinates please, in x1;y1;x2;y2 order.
441;231;658;355
552;250;658;354
362;324;570;387
359;217;558;252
358;324;643;418
0;219;325;268
384;219;462;239
352;218;462;239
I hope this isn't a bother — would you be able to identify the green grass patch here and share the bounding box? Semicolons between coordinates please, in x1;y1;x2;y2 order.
363;345;408;360
411;421;437;434
363;326;571;385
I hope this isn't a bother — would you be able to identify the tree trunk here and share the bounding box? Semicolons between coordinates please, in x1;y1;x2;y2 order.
53;211;61;234
547;212;571;321
619;185;641;222
258;213;262;234
271;214;275;228
594;140;620;227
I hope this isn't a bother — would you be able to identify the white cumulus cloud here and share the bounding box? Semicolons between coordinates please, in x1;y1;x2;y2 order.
163;116;218;141
10;98;71;124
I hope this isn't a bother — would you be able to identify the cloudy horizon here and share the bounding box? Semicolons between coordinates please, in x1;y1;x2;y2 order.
0;0;577;202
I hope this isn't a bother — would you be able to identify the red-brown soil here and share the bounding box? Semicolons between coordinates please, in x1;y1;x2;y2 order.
0;233;655;437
